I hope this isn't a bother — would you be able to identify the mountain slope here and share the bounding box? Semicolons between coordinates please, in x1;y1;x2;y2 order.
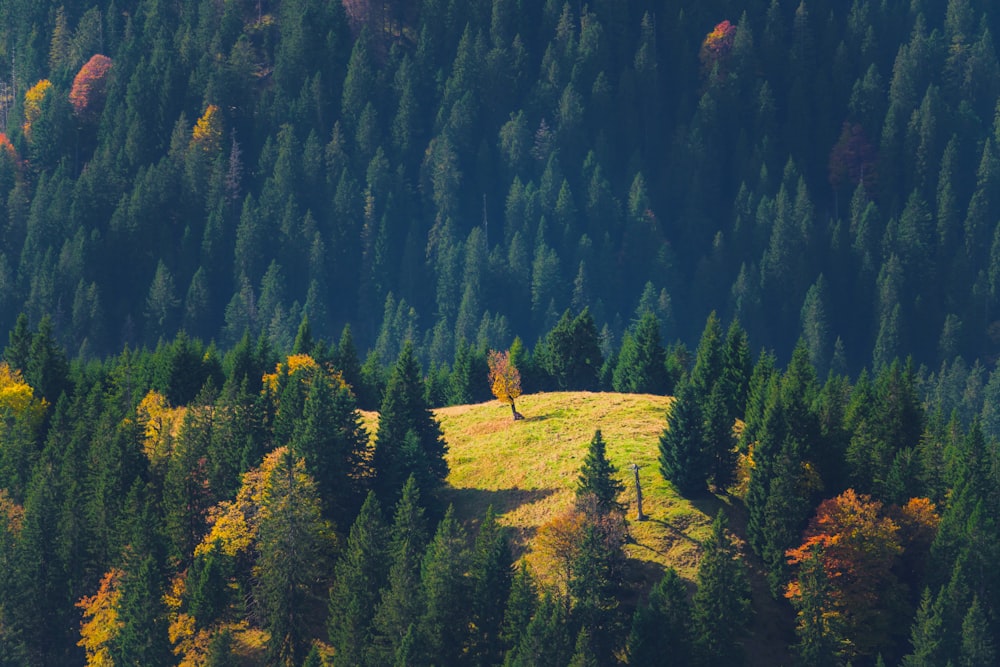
433;390;795;666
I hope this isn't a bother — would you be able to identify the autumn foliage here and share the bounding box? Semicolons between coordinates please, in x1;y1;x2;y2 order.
22;79;53;142
190;104;223;154
0;133;15;159
77;568;125;667
700;20;736;77
0;361;47;430
487;349;523;419
70;54;113;122
828;122;878;192
785;489;938;660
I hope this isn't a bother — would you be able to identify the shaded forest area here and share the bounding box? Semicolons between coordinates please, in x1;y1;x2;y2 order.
3;0;1000;666
4;0;1000;374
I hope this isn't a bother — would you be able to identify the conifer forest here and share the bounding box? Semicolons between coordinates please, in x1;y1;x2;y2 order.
3;0;1000;665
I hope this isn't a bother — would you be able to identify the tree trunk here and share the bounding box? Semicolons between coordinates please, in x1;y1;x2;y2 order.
510;401;523;420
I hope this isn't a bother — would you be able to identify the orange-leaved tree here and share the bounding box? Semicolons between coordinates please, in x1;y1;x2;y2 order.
69;54;112;123
785;489;905;662
488;348;523;420
77;568;125;667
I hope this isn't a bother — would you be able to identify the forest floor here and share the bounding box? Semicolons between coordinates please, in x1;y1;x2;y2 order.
433;391;796;667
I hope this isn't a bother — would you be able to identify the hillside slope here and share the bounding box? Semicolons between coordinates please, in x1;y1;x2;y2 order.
434;391;794;666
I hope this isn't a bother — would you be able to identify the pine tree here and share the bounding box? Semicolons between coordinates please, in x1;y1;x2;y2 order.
506;592;572;667
291;366;368;522
626;568;694;666
612;311;668;394
370;476;429;664
692;511;751;667
468;506;514;667
501;562;538;656
789;546;844;667
418;505;471;664
902;588;945;667
577;430;625;514
373;341;448;506
254;449;335;667
958;595;995;667
327;492;388;667
660;379;708;495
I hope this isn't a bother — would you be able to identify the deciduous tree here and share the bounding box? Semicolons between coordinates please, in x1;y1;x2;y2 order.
488;348;523;419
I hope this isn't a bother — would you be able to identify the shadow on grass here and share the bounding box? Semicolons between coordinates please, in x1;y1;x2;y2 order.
441;485;558;524
519;413;552;423
646;517;702;545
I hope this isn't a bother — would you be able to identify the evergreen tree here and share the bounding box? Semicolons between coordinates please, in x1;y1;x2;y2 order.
958;595;995;667
626;568;694;666
370;476;429;664
418;505;470;665
902;588;945;667
501;562;538;656
544;308;603;391
373;341;448;506
254;450;334;667
468;506;514;667
327;492;389;667
790;546;844;667
660;379;708;495
505;592;572;667
291;366;368;522
577;430;625;514
612;311;668;394
692;511;751;667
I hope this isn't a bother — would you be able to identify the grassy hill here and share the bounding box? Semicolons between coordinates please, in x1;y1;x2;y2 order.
431;391;795;666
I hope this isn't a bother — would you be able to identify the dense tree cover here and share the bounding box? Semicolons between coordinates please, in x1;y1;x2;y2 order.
4;0;1000;379
4;1;1000;665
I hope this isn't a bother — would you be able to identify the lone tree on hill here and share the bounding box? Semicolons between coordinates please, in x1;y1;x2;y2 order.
488;349;523;420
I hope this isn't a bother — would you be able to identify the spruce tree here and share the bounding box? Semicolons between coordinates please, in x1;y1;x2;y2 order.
418;505;470;665
370;476;429;664
468;506;514;667
501;562;538;655
902;588;945;667
373;341;448;506
692;511;751;667
327;492;389;667
292;366;368;522
959;595;995;667
505;592;572;667
659;379;708;495
626;568;694;666
612;311;668;394
790;546;843;667
577;430;625;514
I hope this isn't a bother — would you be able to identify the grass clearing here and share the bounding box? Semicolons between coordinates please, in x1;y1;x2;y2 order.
433;391;714;583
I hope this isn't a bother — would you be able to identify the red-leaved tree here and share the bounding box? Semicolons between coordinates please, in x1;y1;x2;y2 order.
785;489;905;661
828;121;877;194
700;20;736;79
70;54;113;123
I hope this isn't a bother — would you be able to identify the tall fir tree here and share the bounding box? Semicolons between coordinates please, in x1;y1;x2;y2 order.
692;511;751;667
660;379;709;495
373;341;448;506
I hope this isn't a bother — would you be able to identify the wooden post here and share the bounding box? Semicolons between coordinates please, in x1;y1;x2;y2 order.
630;463;646;521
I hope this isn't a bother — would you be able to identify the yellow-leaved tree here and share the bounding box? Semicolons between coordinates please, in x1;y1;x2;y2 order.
135;389;186;467
22;79;53;142
488;349;523;420
190;104;222;154
77;568;125;667
0;362;47;429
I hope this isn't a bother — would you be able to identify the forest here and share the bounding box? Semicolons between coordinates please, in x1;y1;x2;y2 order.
2;0;1000;665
